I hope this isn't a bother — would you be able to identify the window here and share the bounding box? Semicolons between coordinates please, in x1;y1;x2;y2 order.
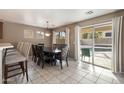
55;31;66;44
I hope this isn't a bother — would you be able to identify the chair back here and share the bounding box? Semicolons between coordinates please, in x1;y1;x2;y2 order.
16;42;21;49
17;42;24;52
22;42;31;60
37;45;44;57
2;48;7;63
32;44;37;56
61;46;68;60
81;48;90;57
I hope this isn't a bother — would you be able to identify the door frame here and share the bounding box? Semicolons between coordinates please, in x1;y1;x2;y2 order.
77;21;113;69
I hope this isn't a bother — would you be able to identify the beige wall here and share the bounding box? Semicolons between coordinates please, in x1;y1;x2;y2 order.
54;24;76;58
0;22;52;47
54;10;124;59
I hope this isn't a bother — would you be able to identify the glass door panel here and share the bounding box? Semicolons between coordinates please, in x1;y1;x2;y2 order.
80;27;93;63
94;24;112;69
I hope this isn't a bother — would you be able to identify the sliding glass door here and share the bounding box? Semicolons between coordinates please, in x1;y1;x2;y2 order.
80;27;93;64
94;24;112;69
80;22;112;69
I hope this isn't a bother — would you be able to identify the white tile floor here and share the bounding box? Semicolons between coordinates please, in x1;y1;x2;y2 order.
7;58;124;84
81;52;112;69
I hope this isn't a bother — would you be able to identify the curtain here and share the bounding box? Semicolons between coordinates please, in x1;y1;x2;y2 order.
52;31;56;44
112;16;124;73
65;27;70;48
74;26;80;61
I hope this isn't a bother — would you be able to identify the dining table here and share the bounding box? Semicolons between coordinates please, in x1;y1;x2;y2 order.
43;47;61;54
43;47;62;65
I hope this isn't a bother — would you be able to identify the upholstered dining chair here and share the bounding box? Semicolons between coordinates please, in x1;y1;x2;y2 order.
6;42;24;56
4;42;31;84
32;44;43;64
32;44;37;62
36;45;45;67
55;46;69;69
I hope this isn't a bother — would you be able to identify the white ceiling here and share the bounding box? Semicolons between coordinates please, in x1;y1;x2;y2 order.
0;9;118;28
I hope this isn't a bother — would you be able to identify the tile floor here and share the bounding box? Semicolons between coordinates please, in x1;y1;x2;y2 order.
7;58;124;84
81;52;112;69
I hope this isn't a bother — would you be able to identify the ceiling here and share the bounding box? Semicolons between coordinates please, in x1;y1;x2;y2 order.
0;9;118;28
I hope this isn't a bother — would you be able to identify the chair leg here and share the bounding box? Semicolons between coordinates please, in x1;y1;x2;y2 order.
60;60;63;69
37;57;41;66
4;65;8;84
25;61;28;82
42;60;44;69
34;56;37;63
32;56;34;61
66;58;68;67
51;58;54;66
54;59;57;66
19;62;25;76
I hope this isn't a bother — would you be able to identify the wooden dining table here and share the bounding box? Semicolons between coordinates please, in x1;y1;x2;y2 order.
42;47;62;65
43;47;61;54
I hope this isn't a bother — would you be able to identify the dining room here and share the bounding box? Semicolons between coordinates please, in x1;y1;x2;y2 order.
1;9;124;84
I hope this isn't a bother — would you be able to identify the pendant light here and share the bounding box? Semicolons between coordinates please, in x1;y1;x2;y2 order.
45;21;50;37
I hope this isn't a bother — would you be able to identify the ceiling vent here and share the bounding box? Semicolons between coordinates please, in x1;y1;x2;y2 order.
86;11;93;15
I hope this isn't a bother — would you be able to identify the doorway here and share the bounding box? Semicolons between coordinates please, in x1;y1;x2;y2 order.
80;22;112;69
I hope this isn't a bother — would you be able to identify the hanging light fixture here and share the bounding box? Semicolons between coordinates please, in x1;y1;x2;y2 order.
45;21;51;37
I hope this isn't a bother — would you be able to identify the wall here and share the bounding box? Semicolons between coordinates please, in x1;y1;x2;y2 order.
0;22;52;47
54;24;76;58
54;10;124;59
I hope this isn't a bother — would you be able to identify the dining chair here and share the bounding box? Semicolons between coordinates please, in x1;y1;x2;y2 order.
55;46;69;69
38;46;56;69
36;45;45;68
32;44;37;62
81;48;91;61
4;42;31;84
6;42;24;56
33;45;43;64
